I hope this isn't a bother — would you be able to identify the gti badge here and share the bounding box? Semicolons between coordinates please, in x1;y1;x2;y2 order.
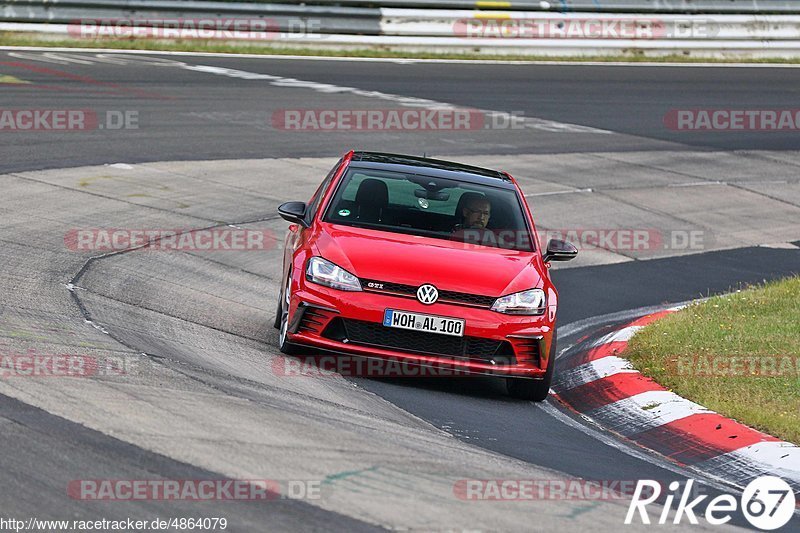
416;284;439;305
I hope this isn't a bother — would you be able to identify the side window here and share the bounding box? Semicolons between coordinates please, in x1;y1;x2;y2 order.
305;158;341;222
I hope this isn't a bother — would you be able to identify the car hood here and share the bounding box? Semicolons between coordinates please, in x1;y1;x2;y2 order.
313;223;542;297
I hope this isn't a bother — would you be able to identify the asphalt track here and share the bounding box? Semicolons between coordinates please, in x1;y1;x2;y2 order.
3;49;800;173
1;49;799;531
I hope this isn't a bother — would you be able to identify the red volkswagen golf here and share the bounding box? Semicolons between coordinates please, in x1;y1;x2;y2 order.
275;151;577;400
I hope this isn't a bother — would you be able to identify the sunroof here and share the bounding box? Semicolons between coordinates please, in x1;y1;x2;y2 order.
351;151;508;180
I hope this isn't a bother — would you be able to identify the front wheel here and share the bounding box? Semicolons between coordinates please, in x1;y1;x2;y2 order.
506;331;556;402
277;270;302;355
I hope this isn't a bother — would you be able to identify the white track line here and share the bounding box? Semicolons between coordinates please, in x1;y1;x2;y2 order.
180;63;611;133
557;300;696;340
1;48;612;135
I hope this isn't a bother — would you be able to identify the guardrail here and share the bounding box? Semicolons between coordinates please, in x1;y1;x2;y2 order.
382;11;800;40
0;0;383;35
3;0;800;57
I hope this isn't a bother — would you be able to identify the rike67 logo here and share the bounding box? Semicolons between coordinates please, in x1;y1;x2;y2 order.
626;476;796;530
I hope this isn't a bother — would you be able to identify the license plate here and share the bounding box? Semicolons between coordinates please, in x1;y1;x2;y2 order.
383;309;465;337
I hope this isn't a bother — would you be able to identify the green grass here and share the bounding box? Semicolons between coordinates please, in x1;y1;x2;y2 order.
3;33;800;63
625;276;800;444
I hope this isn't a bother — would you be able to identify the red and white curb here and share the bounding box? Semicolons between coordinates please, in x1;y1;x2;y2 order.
552;307;800;493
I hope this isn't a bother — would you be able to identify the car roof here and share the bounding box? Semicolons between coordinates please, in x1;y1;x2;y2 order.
348;151;516;190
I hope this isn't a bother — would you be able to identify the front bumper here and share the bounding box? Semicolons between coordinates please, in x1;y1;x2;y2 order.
284;275;556;378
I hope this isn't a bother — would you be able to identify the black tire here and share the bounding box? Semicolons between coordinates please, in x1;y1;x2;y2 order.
277;270;302;355
506;329;556;402
273;291;282;330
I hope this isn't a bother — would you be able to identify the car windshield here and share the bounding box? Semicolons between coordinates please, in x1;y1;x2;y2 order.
322;168;535;252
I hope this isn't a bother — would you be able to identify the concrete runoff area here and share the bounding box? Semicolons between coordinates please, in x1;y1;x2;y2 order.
0;151;797;529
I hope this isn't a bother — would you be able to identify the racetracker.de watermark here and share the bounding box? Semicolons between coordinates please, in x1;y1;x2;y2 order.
664;109;800;131
0;350;144;378
452;479;704;501
64;228;277;252
272;355;479;378
666;355;800;377
67;479;321;501
271;108;526;131
2;518;228;532
0;110;138;131
452;228;710;253
68;18;322;40
452;18;718;39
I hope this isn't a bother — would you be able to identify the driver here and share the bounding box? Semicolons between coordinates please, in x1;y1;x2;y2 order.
458;195;491;230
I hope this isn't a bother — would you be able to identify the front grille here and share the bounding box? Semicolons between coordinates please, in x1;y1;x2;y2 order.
360;279;496;309
327;318;515;364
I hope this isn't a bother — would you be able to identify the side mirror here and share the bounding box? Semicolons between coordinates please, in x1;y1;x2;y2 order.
542;239;578;263
278;201;309;227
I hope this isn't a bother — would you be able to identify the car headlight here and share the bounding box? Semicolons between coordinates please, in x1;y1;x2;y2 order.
305;257;362;292
491;288;546;315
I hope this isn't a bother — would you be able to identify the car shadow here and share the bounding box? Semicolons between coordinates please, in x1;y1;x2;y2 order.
354;374;510;400
280;348;537;402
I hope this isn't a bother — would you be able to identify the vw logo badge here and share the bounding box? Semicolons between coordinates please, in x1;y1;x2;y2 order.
416;284;439;305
